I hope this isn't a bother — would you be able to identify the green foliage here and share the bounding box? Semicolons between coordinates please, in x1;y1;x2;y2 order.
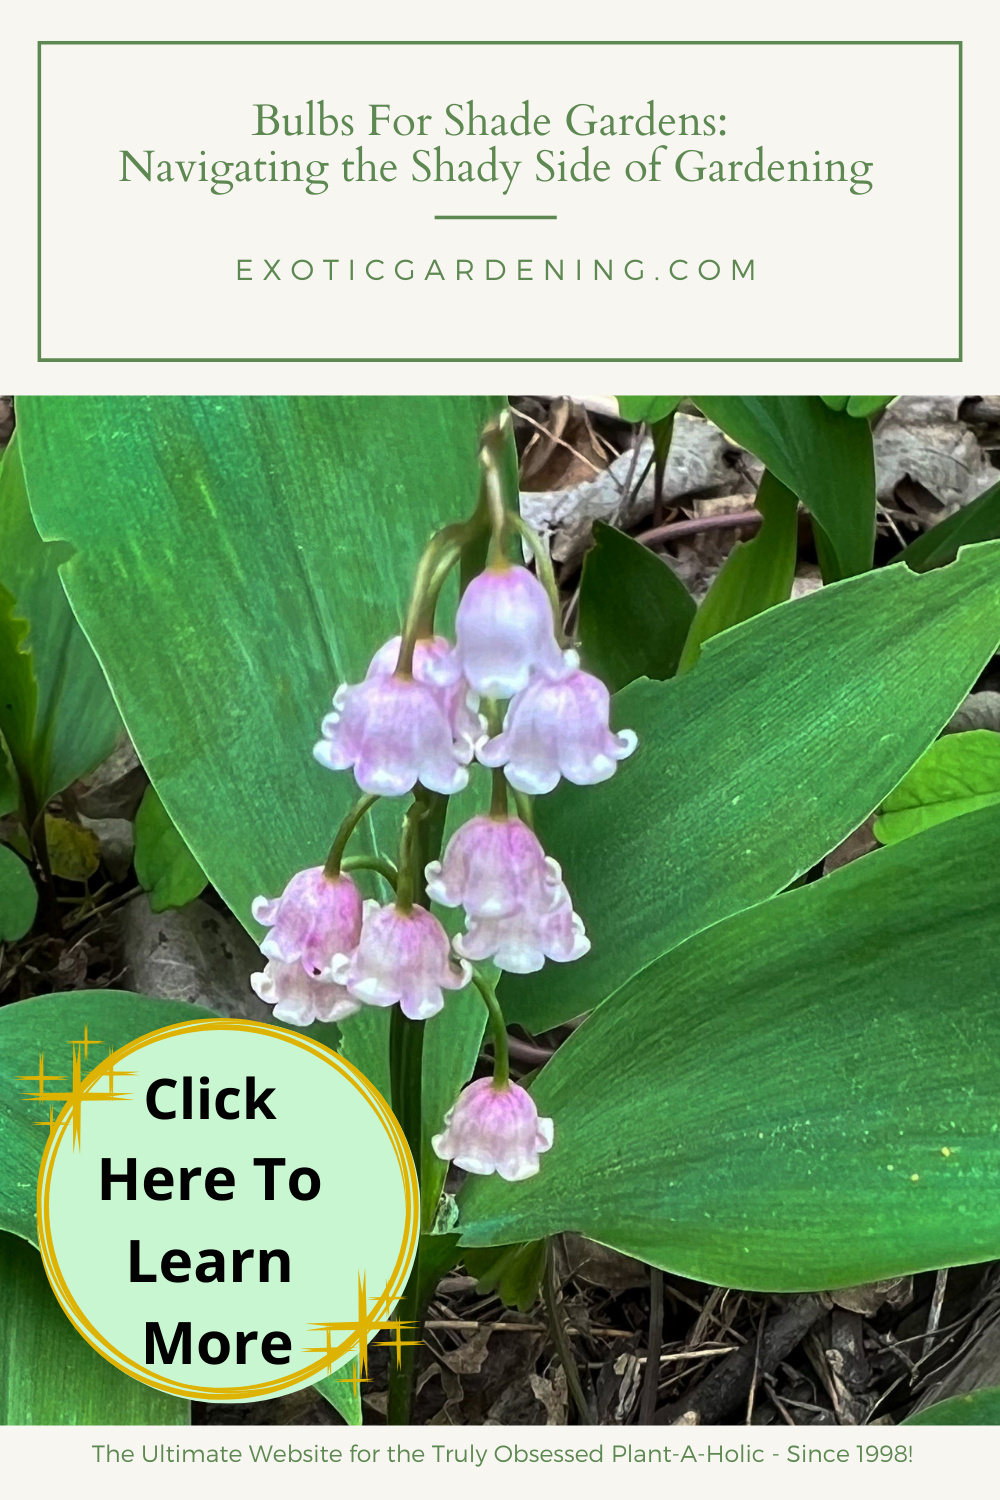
578;521;695;691
0;432;121;813
134;784;208;911
820;396;894;419
896;478;1000;572
693;396;877;580
0;1230;189;1424
0;990;217;1244
846;396;894;419
463;1240;546;1313
16;395;504;1238
462;805;1000;1288
904;1387;1000;1425
874;730;1000;845
315;1364;362;1425
615;396;682;425
17;396;503;942
502;546;1000;1034
677;470;798;674
0;842;37;940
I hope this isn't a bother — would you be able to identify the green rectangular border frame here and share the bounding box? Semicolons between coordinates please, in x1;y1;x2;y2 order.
37;39;963;363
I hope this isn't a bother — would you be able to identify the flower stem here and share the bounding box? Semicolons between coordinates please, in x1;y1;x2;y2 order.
339;853;397;890
490;768;509;819
324;793;379;879
396;524;469;674
508;512;566;646
543;1241;594;1423
472;969;510;1089
394;799;426;914
480;410;516;569
386;787;448;1426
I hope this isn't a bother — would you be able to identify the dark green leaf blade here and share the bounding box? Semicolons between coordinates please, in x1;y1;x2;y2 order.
134;785;208;911
463;805;1000;1291
502;545;1000;1034
693;396;876;580
895;478;1000;572
578;521;696;692
17;396;503;939
874;730;1000;845
677;471;798;674
0;431;121;806
0;1230;189;1424
0;843;36;941
0;991;217;1244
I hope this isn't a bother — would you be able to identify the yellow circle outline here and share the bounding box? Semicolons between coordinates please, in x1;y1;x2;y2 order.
36;1018;419;1402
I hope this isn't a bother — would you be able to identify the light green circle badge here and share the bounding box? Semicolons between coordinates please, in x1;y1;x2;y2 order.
36;1020;418;1402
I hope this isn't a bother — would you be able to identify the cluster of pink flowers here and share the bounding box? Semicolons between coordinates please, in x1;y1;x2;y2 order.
251;558;636;1181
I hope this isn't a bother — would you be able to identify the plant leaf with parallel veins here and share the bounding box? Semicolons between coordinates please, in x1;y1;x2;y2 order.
501;546;1000;1035
677;470;798;674
0;1230;189;1424
462;805;1000;1290
578;521;695;691
693;396;876;580
874;730;1000;845
0;432;121;809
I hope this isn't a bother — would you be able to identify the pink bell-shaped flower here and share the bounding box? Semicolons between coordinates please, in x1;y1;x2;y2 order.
479;665;637;794
432;1077;554;1181
251;867;363;978
454;883;590;974
367;633;483;762
425;813;562;921
329;900;471;1020
450;564;567;698
314;671;470;797
251;957;363;1027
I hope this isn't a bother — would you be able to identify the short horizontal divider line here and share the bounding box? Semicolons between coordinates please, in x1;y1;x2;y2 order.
433;214;558;220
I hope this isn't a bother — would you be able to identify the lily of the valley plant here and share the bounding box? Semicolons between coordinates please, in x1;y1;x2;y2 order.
251;413;636;1182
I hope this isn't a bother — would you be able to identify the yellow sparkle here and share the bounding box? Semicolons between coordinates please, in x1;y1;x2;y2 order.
20;1028;132;1147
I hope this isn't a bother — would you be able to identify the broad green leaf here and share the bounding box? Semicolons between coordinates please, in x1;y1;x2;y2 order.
463;1240;546;1313
846;396;895;419
462;805;1000;1290
134;784;208;911
896;477;1000;572
0;432;121;808
693;396;876;580
874;730;1000;845
616;396;682;425
315;1362;362;1425
16;397;510;1238
0;576;37;808
502;545;1000;1034
0;1230;189;1424
17;396;505;941
0;990;217;1244
0;842;36;940
0;741;17;817
419;983;487;1218
677;471;798;674
578;521;696;691
904;1388;1000;1425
